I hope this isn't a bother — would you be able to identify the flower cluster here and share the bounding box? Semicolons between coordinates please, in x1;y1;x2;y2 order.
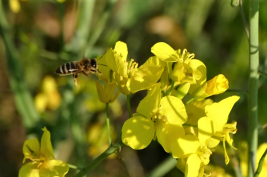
96;41;239;176
20;41;239;177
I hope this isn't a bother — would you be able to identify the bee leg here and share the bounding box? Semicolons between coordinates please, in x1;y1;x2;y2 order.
82;71;91;78
73;73;79;86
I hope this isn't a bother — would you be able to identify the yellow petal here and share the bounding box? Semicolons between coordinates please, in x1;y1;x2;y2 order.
137;83;161;118
114;41;128;77
160;96;187;124
121;116;155;150
191;74;229;100
39;159;69;177
128;56;165;93
188;59;207;93
198;117;215;144
96;80;107;103
170;62;187;84
104;48;117;72
185;99;213;125
151;42;178;62
171;134;200;158
256;143;267;175
40;127;54;160
23;138;40;162
176;83;191;99
19;162;39;177
206;96;240;131
156;122;185;153
205;74;229;95
189;59;206;85
185;154;202;177
206;137;220;149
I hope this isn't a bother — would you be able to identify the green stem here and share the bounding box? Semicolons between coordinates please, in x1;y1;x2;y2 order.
106;103;112;145
239;0;250;40
247;0;259;176
226;89;248;94
168;80;175;96
145;156;176;177
186;97;195;105
127;95;132;117
258;70;267;77
74;140;123;177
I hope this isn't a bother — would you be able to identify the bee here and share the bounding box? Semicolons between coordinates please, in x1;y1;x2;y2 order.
55;58;102;86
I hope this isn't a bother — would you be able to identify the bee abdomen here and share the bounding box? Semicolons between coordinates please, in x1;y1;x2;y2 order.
56;62;77;75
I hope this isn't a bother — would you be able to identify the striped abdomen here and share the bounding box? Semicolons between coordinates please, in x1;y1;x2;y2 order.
55;62;79;75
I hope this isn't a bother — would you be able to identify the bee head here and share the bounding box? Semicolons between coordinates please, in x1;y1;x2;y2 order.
90;59;97;69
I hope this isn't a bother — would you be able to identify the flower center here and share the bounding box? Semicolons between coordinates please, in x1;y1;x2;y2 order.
197;145;212;162
127;59;138;78
151;108;168;123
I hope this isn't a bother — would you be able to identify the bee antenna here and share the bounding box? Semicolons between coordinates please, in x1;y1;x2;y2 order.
99;64;107;67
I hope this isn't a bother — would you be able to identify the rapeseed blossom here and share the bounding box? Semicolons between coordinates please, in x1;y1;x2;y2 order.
19;127;69;177
122;84;187;152
100;41;165;95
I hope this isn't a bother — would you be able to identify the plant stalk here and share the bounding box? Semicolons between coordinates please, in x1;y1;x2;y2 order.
74;140;123;177
247;0;259;176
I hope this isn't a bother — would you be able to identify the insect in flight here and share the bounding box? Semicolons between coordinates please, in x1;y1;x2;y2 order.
55;58;102;86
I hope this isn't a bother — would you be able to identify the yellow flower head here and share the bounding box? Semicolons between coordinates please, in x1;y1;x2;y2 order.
34;76;61;112
205;96;240;164
151;42;206;87
122;84;187;152
171;134;212;177
101;41;165;95
19;127;69;177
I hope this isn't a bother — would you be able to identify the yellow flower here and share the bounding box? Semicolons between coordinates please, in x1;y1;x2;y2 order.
102;41;165;95
122;84;187;152
205;96;240;164
34;76;61;112
19;127;69;177
171;134;212;177
96;80;120;103
151;42;206;86
190;74;229;100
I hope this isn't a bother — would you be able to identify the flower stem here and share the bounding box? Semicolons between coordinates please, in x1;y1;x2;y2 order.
106;103;112;145
258;70;267;77
186;97;195;105
239;0;250;40
74;140;123;177
127;95;132;117
183;123;198;128
145;156;176;177
168;80;175;96
247;0;259;176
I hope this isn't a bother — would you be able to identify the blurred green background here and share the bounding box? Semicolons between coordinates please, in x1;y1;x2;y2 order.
0;0;267;176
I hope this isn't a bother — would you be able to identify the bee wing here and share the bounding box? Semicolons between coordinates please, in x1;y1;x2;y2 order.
69;69;79;72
